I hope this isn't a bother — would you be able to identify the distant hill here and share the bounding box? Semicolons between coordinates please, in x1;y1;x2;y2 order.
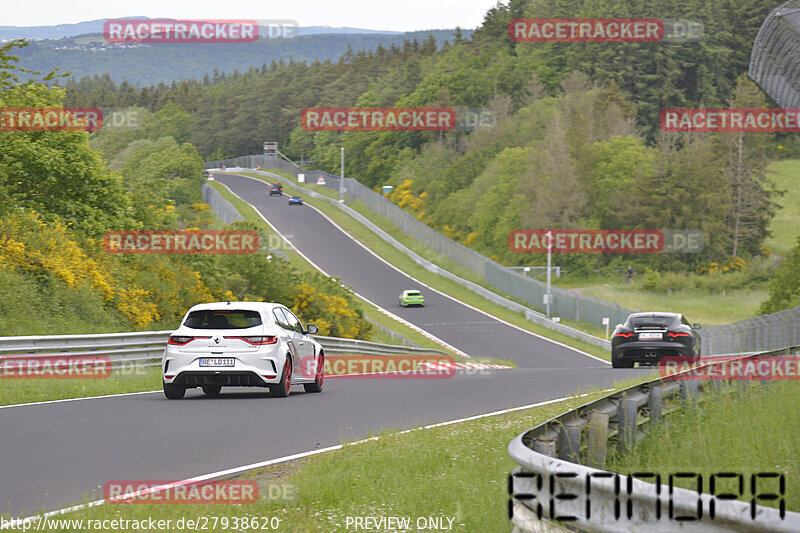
10;23;465;86
0;18;407;41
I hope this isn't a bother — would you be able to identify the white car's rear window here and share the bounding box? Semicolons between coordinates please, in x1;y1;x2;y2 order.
184;310;262;329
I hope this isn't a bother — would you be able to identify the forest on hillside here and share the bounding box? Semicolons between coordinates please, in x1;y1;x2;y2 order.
57;0;800;312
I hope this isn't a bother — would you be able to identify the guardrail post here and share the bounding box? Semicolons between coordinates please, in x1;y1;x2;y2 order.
586;411;609;468
617;396;637;454
648;384;663;424
532;436;557;458
679;380;698;405
557;421;582;463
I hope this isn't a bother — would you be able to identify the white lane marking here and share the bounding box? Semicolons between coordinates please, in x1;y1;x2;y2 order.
213;178;469;358
2;389;603;528
0;390;161;410
230;172;609;366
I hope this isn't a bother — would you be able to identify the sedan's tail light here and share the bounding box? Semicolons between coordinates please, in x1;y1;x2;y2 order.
168;335;211;345
667;332;690;338
224;336;278;345
614;332;635;338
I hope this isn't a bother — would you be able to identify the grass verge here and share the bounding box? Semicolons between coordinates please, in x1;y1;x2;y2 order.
0;366;161;407
229;172;611;362
608;379;799;512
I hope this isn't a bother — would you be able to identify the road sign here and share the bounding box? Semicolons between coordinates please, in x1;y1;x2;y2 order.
316;176;326;185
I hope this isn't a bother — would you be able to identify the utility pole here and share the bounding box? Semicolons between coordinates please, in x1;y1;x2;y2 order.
339;147;345;203
546;230;552;319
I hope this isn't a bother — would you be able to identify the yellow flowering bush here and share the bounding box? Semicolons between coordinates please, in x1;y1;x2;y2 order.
697;257;746;275
117;287;160;326
292;282;368;339
389;179;425;213
0;212;114;297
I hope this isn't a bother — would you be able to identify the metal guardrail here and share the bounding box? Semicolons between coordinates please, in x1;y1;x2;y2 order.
508;346;800;532
0;331;171;369
0;331;446;372
207;165;613;350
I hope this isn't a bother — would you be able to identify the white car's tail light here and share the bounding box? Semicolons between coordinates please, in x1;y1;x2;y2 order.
168;335;211;345
223;336;278;345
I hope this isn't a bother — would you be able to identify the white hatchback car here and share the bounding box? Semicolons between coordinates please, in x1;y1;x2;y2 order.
162;301;324;399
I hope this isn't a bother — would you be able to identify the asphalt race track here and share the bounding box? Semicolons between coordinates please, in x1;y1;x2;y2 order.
0;172;647;518
217;172;604;369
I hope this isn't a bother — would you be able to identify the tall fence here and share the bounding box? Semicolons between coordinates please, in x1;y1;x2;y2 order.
206;155;800;355
202;183;243;224
749;0;800;108
206;155;636;329
700;305;800;355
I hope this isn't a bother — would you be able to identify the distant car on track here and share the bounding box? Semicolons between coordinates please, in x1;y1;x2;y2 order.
162;302;323;399
288;196;303;205
399;289;425;307
611;312;701;368
269;183;283;196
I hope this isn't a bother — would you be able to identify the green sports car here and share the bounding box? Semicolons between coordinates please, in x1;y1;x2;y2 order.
399;289;425;307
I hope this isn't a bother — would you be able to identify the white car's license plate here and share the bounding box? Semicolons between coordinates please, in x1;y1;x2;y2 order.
638;332;662;340
199;358;235;367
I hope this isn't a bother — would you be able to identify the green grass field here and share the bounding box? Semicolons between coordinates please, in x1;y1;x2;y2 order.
572;282;767;325
609;379;799;512
764;159;800;258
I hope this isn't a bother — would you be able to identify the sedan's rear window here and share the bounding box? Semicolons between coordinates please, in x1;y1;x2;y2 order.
629;315;677;328
406;291;421;296
184;310;262;329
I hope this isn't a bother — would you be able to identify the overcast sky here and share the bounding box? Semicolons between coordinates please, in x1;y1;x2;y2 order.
3;0;501;31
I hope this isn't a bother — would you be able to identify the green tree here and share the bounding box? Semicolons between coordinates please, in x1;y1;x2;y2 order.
0;42;132;235
759;237;800;314
715;75;781;257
